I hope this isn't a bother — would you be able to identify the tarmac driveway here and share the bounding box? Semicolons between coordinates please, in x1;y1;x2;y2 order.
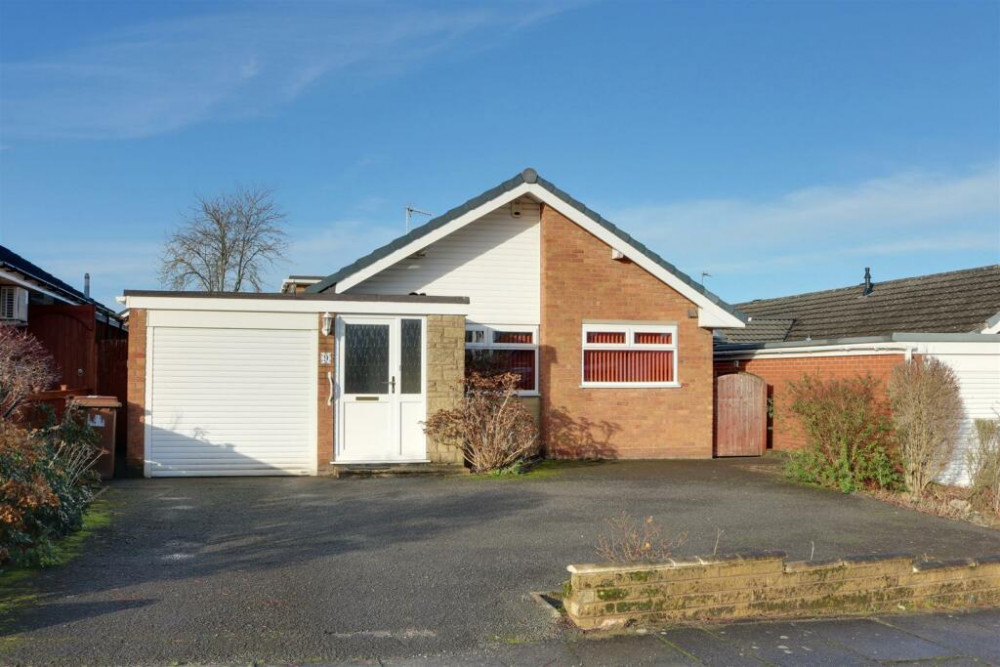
4;459;1000;665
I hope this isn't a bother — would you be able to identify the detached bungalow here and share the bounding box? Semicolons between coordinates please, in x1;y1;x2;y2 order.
123;169;745;477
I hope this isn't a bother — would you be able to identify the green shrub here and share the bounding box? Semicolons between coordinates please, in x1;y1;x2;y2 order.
784;375;902;493
1;407;101;566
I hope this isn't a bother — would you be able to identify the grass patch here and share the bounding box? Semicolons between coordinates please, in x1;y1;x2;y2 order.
0;496;115;629
44;497;114;567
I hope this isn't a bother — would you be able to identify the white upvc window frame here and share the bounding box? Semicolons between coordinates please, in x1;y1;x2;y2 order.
580;322;680;388
464;324;539;396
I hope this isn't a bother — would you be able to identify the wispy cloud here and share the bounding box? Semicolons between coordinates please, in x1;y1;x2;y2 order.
611;163;1000;278
22;239;162;309
18;218;399;308
287;220;399;278
1;2;573;140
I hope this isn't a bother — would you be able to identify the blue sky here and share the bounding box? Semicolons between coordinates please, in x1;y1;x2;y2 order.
1;0;997;310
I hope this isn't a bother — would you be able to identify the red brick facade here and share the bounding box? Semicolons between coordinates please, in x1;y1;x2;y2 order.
540;204;715;459
317;313;335;473
125;308;147;476
713;353;905;450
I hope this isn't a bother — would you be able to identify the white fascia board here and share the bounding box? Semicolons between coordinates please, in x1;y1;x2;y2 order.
123;295;467;316
981;311;1000;334
333;182;535;293
328;181;744;329
0;268;75;304
523;185;745;329
716;341;919;360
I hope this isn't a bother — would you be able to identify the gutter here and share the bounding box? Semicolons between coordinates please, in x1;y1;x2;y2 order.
716;332;999;361
716;341;919;360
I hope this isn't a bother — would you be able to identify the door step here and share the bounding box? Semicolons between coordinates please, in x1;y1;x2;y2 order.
331;463;469;478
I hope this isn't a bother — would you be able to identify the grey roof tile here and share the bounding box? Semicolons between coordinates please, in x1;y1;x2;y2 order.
717;265;1000;343
718;318;795;343
306;169;745;322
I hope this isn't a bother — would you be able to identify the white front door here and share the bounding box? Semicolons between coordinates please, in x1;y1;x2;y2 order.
336;316;427;462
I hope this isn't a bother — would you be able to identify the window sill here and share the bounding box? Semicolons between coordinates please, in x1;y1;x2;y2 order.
517;391;540;398
580;382;681;389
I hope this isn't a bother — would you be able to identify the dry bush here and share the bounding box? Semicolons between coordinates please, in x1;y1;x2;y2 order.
0;408;100;566
423;372;538;473
967;417;1000;516
888;358;964;497
0;327;58;420
785;375;901;493
595;511;687;564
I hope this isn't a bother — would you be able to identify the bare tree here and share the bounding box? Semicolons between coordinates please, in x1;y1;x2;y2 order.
0;327;58;420
160;186;288;292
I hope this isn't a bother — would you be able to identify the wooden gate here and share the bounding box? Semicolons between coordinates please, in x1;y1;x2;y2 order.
97;338;129;449
714;373;767;457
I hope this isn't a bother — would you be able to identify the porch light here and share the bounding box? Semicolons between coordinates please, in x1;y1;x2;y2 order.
322;312;333;336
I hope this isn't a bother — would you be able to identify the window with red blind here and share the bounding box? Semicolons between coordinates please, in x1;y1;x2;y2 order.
582;324;677;386
465;326;538;393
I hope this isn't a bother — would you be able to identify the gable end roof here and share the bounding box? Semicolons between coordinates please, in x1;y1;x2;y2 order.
307;169;746;326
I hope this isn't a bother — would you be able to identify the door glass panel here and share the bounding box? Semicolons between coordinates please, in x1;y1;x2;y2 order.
344;324;389;394
400;319;422;394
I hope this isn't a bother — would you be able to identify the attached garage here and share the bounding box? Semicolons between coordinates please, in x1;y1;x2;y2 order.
146;316;317;477
123;292;468;478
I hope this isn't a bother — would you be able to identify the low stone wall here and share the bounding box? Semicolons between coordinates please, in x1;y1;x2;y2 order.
564;551;1000;629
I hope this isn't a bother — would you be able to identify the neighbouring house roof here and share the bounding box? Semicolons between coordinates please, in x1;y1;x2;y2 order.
716;318;796;343
306;168;746;329
716;265;1000;344
280;275;324;294
0;244;122;321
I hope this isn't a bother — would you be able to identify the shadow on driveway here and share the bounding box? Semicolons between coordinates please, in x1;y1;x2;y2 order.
3;459;999;665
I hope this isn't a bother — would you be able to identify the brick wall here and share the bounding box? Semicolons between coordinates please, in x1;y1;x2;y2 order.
426;314;465;465
540;204;714;459
564;551;1000;629
714;353;904;450
520;395;542;439
125;308;147;476
317;313;335;473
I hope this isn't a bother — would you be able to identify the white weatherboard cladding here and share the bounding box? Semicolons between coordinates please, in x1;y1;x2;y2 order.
924;341;1000;486
346;198;540;326
147;326;316;476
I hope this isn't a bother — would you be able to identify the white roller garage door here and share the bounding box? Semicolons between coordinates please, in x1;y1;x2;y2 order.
148;326;316;476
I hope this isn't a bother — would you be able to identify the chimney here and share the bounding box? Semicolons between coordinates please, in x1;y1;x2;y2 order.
862;267;873;296
84;273;90;299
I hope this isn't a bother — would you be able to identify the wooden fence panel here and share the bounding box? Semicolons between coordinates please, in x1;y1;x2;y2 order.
27;304;96;391
97;338;128;450
715;372;767;457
